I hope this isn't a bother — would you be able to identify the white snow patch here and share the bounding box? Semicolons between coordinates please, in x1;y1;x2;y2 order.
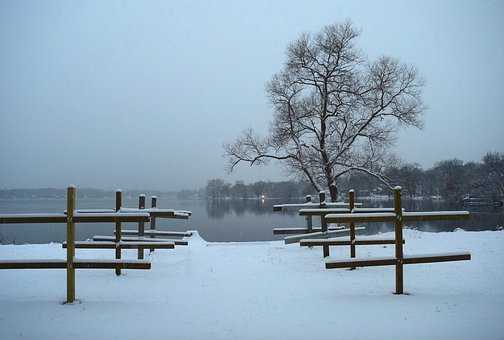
0;230;503;340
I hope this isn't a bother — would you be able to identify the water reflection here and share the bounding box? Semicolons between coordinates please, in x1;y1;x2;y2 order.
206;199;272;219
204;198;504;234
363;199;504;233
0;197;502;244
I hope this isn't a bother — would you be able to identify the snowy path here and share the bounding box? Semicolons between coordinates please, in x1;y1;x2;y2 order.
0;230;503;340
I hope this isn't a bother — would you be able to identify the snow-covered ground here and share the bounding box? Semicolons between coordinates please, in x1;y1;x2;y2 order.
0;230;503;340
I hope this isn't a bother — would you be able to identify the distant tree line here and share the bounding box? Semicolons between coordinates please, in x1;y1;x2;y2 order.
2;152;501;203
339;152;504;201
0;188;168;200
0;188;110;199
207;152;504;202
205;179;313;200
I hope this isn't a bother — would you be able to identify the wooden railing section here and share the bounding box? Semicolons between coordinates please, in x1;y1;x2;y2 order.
62;191;192;275
298;190;400;259
273;192;363;244
323;187;471;294
273;192;394;251
0;186;152;303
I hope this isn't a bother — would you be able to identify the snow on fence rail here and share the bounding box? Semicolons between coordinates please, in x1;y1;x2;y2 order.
272;192;396;242
296;191;400;257
114;195;192;259
273;191;397;252
321;187;471;294
66;192;192;275
0;186;194;303
272;193;363;212
0;186;152;303
272;192;353;237
274;188;472;294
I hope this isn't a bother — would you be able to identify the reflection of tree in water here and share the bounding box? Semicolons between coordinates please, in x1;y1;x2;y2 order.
206;200;230;219
360;199;503;233
206;199;300;219
206;198;503;232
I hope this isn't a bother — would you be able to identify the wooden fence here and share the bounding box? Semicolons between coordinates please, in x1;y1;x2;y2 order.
273;191;394;250
0;186;152;303
298;190;400;259
273;192;355;243
322;187;471;294
60;190;192;275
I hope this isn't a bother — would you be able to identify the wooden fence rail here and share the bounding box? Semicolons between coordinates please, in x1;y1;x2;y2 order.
0;186;153;303
67;192;192;272
273;192;357;240
297;190;406;260
323;186;471;294
111;197;191;260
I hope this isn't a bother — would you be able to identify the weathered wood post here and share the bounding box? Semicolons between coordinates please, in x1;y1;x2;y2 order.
305;195;313;233
66;186;76;303
115;190;122;276
138;194;146;259
349;189;356;269
319;191;329;257
394;186;404;294
149;196;157;252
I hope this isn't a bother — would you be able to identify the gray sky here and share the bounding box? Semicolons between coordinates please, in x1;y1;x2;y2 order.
1;0;503;190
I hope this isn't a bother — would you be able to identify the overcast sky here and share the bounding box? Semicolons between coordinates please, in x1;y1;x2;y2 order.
1;0;503;190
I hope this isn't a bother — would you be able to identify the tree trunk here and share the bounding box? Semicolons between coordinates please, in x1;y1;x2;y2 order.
329;183;338;202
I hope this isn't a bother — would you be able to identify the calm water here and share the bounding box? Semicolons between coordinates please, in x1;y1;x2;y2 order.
0;197;502;244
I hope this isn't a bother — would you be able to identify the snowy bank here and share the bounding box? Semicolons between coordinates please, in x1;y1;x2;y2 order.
0;230;503;340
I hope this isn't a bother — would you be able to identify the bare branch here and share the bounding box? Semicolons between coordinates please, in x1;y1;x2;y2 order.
224;21;424;201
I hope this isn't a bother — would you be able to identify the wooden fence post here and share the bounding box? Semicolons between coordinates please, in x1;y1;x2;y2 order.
149;196;157;252
319;191;329;257
66;186;76;303
349;189;356;269
394;186;404;294
305;195;312;233
138;194;146;259
115;190;122;276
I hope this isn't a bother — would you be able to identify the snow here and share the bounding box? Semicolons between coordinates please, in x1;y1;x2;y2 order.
119;207;148;212
73;212;150;218
325;212;396;220
403;211;470;217
353;207;397;212
119;207;176;213
326;255;396;264
0;213;66;218
0;259;66;264
175;212;190;217
403;251;472;259
73;258;150;264
299;207;350;214
298;207;398;215
75;209;115;213
284;228;359;244
1;230;503;340
175;209;193;215
274;202;363;209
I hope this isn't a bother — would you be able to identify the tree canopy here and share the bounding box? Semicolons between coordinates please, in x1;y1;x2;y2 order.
225;21;424;201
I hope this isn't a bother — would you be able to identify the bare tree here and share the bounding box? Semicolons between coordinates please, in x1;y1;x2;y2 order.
482;152;504;196
225;21;424;201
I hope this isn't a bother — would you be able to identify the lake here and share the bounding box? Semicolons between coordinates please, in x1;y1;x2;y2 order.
0;197;502;244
